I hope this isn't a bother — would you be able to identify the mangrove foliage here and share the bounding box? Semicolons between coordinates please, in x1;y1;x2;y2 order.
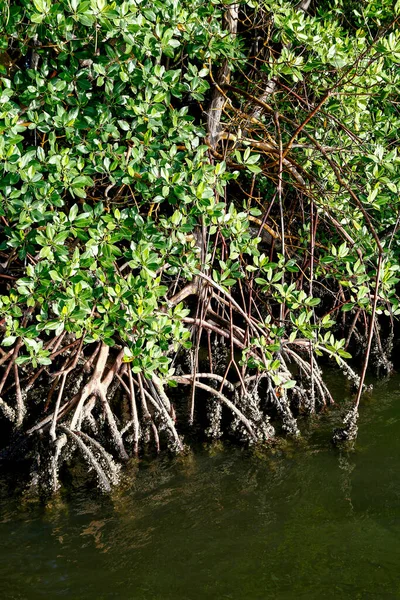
0;0;399;492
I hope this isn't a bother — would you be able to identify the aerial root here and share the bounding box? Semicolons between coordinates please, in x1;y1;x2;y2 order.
60;425;112;492
332;406;358;445
0;309;372;494
267;380;300;437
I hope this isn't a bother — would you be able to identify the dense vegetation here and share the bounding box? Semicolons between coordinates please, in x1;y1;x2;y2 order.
0;0;399;492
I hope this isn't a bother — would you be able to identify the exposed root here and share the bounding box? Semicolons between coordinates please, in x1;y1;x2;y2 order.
0;283;390;494
267;381;300;437
0;397;15;422
60;425;112;492
49;433;67;494
332;406;358;445
99;388;129;462
128;368;140;456
194;380;258;442
72;430;121;486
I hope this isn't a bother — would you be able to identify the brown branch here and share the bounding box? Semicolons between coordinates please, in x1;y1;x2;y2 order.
207;3;238;148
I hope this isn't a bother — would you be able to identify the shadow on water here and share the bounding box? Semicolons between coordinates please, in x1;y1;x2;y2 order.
1;371;400;599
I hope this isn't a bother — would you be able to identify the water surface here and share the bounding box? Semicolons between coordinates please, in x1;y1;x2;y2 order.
1;373;400;599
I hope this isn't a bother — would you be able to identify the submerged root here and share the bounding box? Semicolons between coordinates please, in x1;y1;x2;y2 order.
332;406;359;445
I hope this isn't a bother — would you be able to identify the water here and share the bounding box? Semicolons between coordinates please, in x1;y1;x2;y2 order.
1;373;400;600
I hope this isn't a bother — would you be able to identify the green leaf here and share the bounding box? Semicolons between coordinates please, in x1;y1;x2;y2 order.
69;204;79;221
282;379;296;389
338;349;352;359
38;356;52;365
246;164;262;174
15;356;31;365
307;297;321;307
342;303;355;312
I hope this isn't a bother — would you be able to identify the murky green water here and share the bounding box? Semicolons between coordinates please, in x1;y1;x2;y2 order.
1;373;400;600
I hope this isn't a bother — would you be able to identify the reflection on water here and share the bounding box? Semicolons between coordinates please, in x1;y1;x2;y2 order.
1;373;400;599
